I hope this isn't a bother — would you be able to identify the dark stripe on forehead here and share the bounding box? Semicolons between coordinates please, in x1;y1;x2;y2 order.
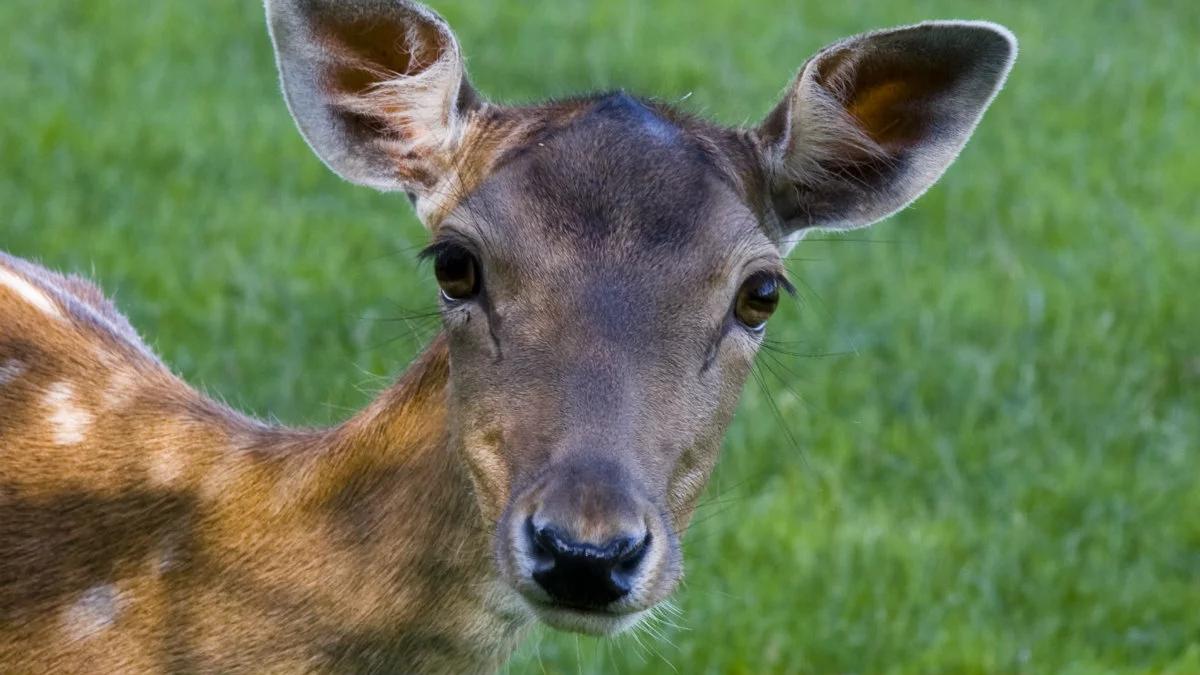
586;92;683;144
485;93;720;251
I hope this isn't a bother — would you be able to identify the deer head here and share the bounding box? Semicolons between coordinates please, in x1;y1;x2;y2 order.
266;0;1015;635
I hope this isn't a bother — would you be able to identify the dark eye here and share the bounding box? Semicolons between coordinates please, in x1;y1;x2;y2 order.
433;245;480;301
734;272;781;332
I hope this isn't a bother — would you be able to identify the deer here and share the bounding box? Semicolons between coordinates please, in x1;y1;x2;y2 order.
0;0;1015;672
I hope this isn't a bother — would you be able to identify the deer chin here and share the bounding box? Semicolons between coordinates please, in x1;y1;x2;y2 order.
528;602;648;636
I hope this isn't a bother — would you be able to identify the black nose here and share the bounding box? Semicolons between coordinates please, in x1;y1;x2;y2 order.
526;518;650;609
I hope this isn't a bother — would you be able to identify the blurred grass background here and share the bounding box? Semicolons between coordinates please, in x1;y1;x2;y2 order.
2;0;1198;672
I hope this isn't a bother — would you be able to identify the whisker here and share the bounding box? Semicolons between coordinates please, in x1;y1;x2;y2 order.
803;236;898;244
751;363;804;458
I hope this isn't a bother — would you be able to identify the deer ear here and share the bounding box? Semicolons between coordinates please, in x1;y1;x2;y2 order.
265;0;480;195
756;21;1016;240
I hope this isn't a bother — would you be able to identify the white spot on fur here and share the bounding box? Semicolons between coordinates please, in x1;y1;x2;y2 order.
91;348;139;409
44;383;92;445
157;548;176;575
151;533;181;576
0;266;61;318
101;369;136;409
148;446;184;487
0;358;27;387
61;584;121;641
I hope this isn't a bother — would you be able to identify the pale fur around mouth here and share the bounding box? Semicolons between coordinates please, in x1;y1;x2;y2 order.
528;601;648;636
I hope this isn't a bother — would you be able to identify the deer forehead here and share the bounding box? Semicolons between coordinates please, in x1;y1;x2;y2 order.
455;94;757;246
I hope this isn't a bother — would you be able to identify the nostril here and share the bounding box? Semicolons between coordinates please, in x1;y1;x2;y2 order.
617;532;650;572
525;518;556;572
609;531;650;595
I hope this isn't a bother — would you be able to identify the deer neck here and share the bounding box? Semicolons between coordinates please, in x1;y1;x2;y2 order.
202;333;530;671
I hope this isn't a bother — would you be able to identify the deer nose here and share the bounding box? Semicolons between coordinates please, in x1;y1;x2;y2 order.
525;518;650;609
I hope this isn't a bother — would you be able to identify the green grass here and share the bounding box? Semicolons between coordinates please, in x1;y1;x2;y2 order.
3;1;1198;672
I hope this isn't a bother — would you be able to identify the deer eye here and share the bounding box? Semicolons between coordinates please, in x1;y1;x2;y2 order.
734;272;781;332
433;245;480;301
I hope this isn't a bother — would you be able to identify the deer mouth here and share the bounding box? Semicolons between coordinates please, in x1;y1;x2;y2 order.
526;601;648;636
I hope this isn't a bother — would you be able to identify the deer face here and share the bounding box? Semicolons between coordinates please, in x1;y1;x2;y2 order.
434;98;781;633
267;0;1014;635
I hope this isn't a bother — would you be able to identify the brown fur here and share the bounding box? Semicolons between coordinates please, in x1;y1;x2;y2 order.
0;255;524;672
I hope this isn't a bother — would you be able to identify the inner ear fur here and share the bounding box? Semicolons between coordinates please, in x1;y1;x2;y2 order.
757;21;1017;235
266;0;481;194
